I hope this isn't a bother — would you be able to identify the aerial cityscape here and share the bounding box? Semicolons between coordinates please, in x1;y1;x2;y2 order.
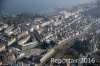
0;0;100;66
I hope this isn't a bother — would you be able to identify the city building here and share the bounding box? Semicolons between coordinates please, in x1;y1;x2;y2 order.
17;41;38;51
17;35;30;45
0;45;5;52
33;30;43;43
0;34;16;46
17;31;29;40
0;23;8;31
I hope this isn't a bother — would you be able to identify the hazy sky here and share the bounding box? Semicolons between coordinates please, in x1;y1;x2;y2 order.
0;0;94;15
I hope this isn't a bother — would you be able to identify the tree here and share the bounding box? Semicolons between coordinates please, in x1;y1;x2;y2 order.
71;39;91;55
